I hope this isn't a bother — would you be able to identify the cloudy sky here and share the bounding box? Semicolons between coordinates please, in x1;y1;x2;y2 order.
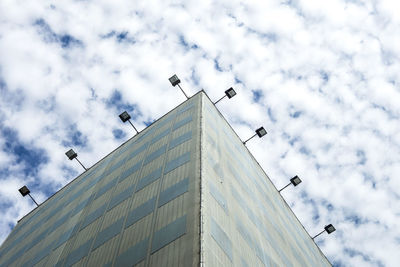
1;0;399;266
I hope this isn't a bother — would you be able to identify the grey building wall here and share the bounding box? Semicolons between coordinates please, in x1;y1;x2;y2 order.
0;94;201;267
0;91;330;267
200;92;331;266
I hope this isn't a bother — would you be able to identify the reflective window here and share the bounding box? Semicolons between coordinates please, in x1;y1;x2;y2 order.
173;115;192;130
158;178;189;207
80;204;107;230
125;197;156;228
115;238;149;266
136;168;162;192
151;215;187;253
169;131;192;150
143;145;167;165
210;218;232;261
151;128;171;144
64;238;93;266
108;184;135;211
209;182;228;213
164;152;190;174
92;218;124;250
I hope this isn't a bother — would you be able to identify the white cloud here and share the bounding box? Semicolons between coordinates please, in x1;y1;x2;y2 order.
0;0;399;266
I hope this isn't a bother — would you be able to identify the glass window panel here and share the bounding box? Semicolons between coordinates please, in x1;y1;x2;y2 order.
151;128;171;144
164;152;190;174
115;238;149;266
92;218;124;250
53;226;75;249
125;142;149;161
158;178;189;207
177;103;194;114
136;168;162;192
80;204;107;230
108;184;135;211
64;238;93;267
49;211;72;234
169;131;192;150
143;145;167;165
173;115;192;130
125;197;156;228
209;182;228;213
151;215;187;254
95;178;118;200
119;160;142;183
210;218;232;261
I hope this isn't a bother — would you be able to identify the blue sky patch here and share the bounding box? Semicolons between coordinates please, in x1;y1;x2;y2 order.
62;124;88;148
1;126;49;176
112;129;126;140
252;90;263;102
106;90;142;120
267;107;277;123
214;59;223;72
290;110;302;118
34;18;83;49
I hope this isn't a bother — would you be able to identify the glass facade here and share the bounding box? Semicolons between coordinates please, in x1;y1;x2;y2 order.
200;93;331;266
0;91;330;266
0;95;201;267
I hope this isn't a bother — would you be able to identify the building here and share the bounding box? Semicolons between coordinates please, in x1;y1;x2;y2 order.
0;91;331;266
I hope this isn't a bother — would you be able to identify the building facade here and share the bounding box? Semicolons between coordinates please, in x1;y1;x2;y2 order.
0;91;331;266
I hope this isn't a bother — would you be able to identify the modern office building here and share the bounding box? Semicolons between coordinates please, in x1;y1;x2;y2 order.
0;91;331;266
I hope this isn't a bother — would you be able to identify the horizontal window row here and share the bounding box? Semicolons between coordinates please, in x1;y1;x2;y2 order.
209;182;228;214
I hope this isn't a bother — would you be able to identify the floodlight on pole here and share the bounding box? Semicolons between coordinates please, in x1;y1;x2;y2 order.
169;74;188;99
119;111;139;134
278;175;302;192
312;224;336;240
18;185;39;207
65;149;87;171
243;127;267;145
214;87;237;104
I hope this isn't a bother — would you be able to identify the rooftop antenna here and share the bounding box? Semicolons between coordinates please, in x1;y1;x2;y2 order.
18;186;39;207
169;74;189;99
243;127;267;145
65;149;87;171
119;111;139;134
278;175;302;192
214;87;237;104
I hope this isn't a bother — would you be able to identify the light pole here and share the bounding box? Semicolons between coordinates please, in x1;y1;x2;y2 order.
119;111;139;134
19;185;39;207
312;224;336;240
65;149;87;171
169;74;189;99
214;87;237;104
243;127;267;145
278;175;302;192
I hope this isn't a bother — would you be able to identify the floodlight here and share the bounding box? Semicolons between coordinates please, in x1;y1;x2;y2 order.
243;126;267;144
168;74;181;87
119;111;131;122
169;74;188;99
65;149;87;171
225;87;236;98
325;224;336;234
290;175;302;186
278;175;302;192
214;87;237;104
313;224;336;239
256;127;267;137
65;149;77;160
18;185;39;207
119;111;139;134
19;185;30;196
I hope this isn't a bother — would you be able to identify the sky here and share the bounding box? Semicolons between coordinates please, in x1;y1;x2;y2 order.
0;0;399;266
